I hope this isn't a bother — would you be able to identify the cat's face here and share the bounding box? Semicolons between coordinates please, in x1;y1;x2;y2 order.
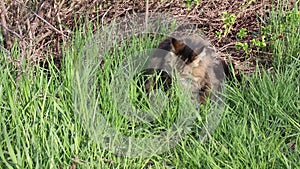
148;36;208;72
168;37;211;82
146;35;216;104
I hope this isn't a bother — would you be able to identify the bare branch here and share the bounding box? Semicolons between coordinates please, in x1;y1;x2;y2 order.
0;22;22;39
145;0;149;30
16;0;69;38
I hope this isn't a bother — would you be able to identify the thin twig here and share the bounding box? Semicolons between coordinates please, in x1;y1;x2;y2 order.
101;6;112;27
145;0;149;30
57;0;66;36
0;44;11;56
0;22;22;39
0;1;19;48
218;41;237;51
16;0;68;38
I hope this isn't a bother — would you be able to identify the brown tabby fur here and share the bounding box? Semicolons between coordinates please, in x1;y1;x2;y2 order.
144;34;226;104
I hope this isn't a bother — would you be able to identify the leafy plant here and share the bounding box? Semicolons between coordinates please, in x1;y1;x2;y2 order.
261;25;271;36
184;0;200;10
217;11;236;41
215;30;222;39
237;28;247;39
235;42;250;57
221;12;236;38
251;36;266;48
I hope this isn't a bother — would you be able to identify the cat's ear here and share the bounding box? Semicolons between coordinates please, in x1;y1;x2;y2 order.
171;38;185;54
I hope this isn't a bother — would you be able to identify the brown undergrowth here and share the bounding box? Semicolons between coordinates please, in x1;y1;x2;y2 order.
0;0;296;75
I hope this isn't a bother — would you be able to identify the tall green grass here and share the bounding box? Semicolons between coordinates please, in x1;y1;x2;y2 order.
269;2;300;67
0;2;299;169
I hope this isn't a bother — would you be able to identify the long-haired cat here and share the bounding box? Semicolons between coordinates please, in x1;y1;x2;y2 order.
139;34;226;104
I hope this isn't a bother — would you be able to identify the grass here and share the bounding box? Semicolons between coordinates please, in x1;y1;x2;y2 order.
0;2;299;169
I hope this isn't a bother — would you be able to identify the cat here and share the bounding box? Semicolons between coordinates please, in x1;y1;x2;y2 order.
138;34;227;104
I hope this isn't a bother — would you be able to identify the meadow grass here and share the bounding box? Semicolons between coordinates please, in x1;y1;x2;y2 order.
0;2;299;169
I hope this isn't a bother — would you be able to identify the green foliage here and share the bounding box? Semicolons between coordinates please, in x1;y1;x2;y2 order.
222;11;236;25
235;42;250;57
216;11;237;41
261;25;272;36
0;2;299;168
221;12;236;38
251;36;266;48
269;5;300;66
237;28;247;39
215;30;222;38
234;26;269;56
184;0;201;10
235;28;250;57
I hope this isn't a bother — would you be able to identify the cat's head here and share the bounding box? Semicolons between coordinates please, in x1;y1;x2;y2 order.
162;36;216;66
